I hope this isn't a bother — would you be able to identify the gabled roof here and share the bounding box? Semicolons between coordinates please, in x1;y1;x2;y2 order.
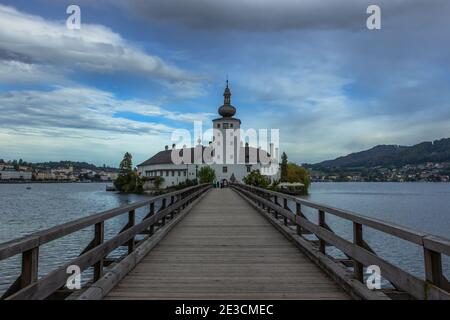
137;147;204;166
137;146;273;167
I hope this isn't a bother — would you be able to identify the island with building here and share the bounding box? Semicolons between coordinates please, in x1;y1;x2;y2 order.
136;82;280;190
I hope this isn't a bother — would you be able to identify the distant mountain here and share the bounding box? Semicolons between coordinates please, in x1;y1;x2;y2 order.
310;138;450;168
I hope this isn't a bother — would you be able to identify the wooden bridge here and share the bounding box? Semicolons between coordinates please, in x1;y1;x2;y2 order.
1;184;449;300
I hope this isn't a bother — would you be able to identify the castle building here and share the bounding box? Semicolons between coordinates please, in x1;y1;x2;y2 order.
137;82;279;189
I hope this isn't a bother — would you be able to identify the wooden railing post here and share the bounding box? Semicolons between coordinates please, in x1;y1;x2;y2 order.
318;210;326;254
424;248;443;288
180;192;185;209
295;203;302;235
265;193;271;212
127;210;135;254
170;195;175;218
1;246;39;299
161;198;167;226
283;198;289;226
259;191;264;207
353;222;364;282
274;195;279;219
93;222;104;281
149;202;155;235
21;247;39;288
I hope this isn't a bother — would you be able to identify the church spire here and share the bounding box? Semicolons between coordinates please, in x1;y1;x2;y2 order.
224;79;231;105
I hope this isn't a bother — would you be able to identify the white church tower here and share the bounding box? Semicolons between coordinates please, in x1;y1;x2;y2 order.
212;80;242;166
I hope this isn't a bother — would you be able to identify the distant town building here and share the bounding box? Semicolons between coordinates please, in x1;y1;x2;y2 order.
0;171;32;180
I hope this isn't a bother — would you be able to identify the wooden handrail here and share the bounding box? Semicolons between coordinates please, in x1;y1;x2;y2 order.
231;183;450;300
0;184;205;261
0;184;211;300
235;184;430;246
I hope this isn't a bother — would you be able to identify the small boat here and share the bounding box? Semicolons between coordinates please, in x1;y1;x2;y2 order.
26;187;32;190
106;185;117;191
277;182;305;195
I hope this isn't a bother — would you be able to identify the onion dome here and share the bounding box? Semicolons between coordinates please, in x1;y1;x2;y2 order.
218;80;236;117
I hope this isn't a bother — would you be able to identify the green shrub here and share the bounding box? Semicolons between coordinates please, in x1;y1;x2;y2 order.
243;170;270;188
198;166;216;184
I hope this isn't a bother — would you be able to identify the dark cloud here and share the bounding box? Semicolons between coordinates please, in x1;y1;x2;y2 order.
0;49;33;63
117;0;447;32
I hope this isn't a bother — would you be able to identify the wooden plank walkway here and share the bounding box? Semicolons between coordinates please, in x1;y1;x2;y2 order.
105;188;350;299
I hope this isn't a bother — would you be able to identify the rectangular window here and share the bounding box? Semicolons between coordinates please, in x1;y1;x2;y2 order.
230;123;233;128
223;166;228;173
247;166;252;173
166;171;169;177
172;171;175;176
178;171;181;176
184;171;186;176
217;124;221;128
223;123;229;129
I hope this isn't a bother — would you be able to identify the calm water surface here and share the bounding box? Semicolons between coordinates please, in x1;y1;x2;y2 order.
0;182;449;293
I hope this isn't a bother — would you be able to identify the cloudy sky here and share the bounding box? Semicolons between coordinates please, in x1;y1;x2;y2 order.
0;0;449;166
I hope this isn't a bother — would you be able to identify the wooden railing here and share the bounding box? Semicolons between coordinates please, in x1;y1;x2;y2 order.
231;183;450;300
0;184;211;300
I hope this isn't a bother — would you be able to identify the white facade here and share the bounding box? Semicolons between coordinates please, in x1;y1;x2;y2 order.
138;162;271;189
142;163;190;188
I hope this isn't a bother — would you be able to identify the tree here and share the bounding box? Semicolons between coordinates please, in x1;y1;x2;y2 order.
243;170;270;188
281;152;288;182
286;163;311;190
114;152;143;193
119;152;132;174
198;166;216;184
154;176;164;190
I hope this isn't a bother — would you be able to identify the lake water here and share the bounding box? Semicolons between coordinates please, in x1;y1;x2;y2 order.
0;182;449;294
